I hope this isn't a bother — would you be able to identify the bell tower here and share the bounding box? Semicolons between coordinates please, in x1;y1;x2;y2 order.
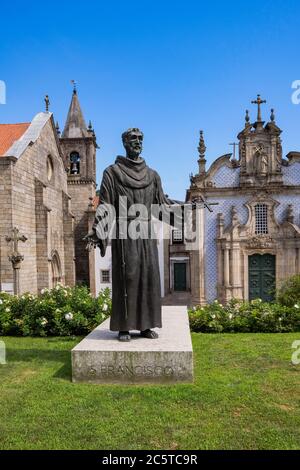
59;85;98;286
238;95;283;187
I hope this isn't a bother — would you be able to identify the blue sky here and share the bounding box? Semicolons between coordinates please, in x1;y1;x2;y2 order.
1;0;300;198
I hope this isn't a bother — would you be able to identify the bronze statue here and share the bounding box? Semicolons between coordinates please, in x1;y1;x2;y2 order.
86;128;179;341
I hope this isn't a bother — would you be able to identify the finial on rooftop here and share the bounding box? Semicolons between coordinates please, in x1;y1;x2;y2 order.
71;79;77;95
44;95;50;112
198;130;206;158
245;109;250;125
270;108;275;122
251;94;266;122
55;121;61;136
88;120;93;132
197;130;206;175
230;142;238;163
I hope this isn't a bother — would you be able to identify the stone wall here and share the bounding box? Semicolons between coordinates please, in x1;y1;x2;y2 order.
0;157;15;291
0;117;75;294
67;182;95;286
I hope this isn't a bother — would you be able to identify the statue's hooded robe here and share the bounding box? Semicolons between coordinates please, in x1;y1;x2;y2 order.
94;156;176;332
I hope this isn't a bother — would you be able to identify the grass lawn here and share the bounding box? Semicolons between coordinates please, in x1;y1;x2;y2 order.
0;333;299;450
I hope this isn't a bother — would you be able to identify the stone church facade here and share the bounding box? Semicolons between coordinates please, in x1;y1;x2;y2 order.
165;96;300;305
0;89;97;295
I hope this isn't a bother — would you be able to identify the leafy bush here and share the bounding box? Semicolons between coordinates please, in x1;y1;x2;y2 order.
0;284;111;337
277;274;300;307
189;298;300;333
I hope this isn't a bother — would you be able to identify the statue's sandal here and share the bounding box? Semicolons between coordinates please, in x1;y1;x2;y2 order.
140;329;159;339
118;331;131;342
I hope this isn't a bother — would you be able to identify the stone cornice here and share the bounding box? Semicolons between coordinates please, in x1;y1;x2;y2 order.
188;185;300;199
0;155;18;164
67;178;96;186
60;136;96;145
286;152;300;164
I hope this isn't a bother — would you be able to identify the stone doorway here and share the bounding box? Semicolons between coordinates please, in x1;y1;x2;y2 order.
174;262;187;291
248;254;276;302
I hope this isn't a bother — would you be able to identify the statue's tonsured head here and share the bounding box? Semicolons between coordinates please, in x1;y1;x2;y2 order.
122;128;144;160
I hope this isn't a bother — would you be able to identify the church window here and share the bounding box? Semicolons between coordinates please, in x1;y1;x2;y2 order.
171;208;184;244
101;270;110;283
51;252;62;287
172;228;184;244
47;155;54;181
70;151;80;175
255;204;268;235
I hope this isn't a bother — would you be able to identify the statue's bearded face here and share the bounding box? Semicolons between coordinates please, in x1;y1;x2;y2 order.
124;131;143;159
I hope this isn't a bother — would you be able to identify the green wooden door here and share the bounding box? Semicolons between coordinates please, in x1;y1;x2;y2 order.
249;254;276;302
174;263;187;291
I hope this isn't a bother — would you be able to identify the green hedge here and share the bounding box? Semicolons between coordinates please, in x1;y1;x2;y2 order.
277;274;300;307
188;299;300;333
0;284;111;337
3;274;300;336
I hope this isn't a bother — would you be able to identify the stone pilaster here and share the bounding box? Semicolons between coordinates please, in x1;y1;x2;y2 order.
63;191;76;287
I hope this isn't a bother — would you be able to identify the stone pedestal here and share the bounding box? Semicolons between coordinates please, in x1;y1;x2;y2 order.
72;306;193;384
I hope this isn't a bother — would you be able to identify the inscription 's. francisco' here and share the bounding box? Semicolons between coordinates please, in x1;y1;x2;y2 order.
89;364;177;377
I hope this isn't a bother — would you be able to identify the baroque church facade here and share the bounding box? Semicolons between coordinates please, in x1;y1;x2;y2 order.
0;88;97;295
164;96;300;305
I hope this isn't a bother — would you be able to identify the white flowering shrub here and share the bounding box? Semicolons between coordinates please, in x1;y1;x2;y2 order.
0;285;111;336
189;298;300;333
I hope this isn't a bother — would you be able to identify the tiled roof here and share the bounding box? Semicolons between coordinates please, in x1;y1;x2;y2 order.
0;123;30;156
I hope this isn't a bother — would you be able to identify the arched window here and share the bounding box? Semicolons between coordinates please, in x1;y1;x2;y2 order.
47;155;54;181
255;204;268;235
51;251;62;287
70;151;80;175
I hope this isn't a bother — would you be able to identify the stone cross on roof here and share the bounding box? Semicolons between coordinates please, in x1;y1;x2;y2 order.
44;95;50;112
251;94;266;122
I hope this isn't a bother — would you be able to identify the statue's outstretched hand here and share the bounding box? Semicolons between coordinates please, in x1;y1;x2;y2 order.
83;230;106;257
84;230;99;250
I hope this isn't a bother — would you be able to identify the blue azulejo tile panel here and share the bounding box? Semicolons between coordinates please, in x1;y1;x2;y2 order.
211;165;240;188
